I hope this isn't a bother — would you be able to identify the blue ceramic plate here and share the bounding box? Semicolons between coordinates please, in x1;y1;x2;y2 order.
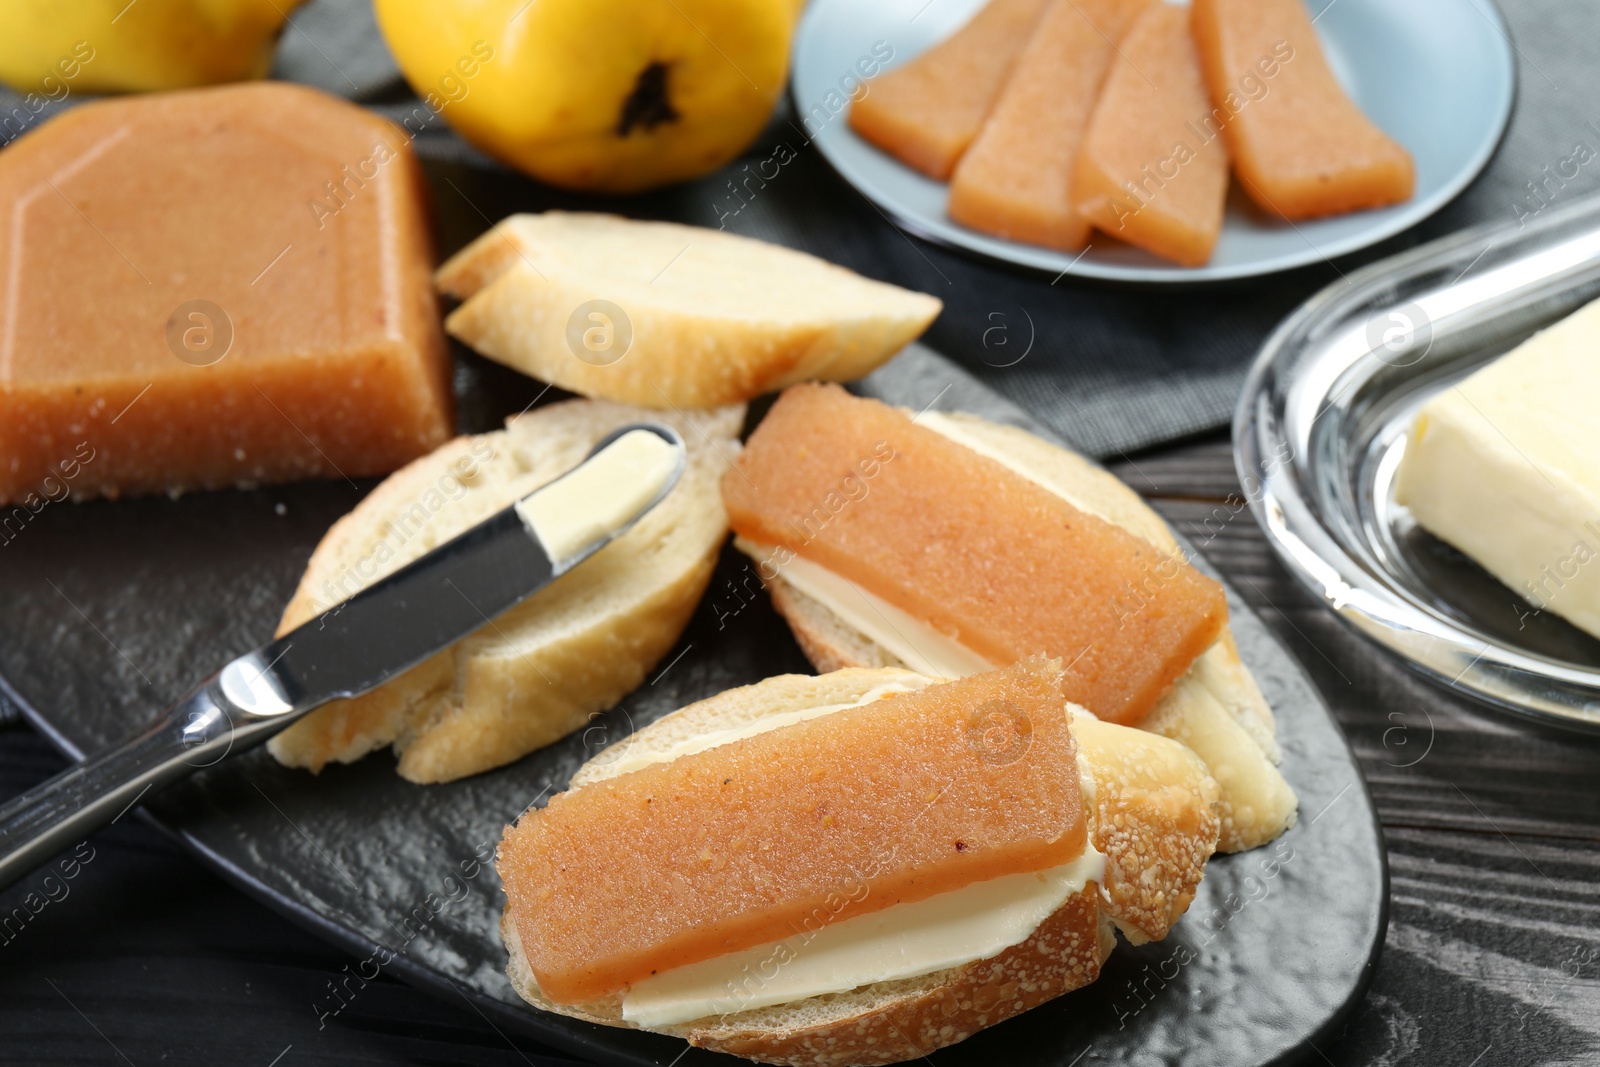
792;0;1515;283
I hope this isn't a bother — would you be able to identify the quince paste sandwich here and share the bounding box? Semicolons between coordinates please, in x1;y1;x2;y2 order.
497;659;1220;1066
722;384;1297;852
268;399;741;784
435;212;942;409
0;82;451;504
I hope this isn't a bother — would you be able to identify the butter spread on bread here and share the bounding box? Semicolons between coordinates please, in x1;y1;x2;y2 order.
497;662;1220;1066
733;540;995;679
622;846;1108;1028
268;398;741;784
515;427;680;564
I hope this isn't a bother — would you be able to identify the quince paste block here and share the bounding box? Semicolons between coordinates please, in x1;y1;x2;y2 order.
848;0;1051;180
1191;0;1414;220
0;82;452;503
1073;4;1230;267
948;0;1152;250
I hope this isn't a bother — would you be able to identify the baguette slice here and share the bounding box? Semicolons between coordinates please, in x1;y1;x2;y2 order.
749;408;1297;853
436;213;942;409
500;666;1219;1066
267;398;742;783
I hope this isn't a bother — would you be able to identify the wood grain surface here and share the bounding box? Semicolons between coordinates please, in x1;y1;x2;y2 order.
2;436;1594;1066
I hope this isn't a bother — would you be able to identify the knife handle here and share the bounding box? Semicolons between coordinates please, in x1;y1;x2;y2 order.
0;681;269;890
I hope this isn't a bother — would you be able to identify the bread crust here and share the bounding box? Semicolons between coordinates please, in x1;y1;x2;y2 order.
503;878;1114;1067
498;668;1218;1065
685;891;1113;1066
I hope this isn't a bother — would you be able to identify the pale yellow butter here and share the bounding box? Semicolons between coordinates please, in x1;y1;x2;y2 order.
622;846;1104;1027
737;537;994;679
516;428;679;565
1396;298;1600;638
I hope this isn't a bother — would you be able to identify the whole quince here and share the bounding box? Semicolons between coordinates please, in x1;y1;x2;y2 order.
374;0;795;194
0;0;306;95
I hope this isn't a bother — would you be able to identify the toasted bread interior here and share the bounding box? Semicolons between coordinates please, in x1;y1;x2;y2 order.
435;212;941;408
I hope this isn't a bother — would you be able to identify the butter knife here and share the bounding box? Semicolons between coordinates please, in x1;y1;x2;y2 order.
0;422;686;889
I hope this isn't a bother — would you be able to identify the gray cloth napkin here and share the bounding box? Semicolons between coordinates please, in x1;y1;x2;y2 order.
2;0;1589;459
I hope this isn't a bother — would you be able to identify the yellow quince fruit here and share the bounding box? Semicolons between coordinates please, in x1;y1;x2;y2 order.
0;0;306;95
374;0;796;194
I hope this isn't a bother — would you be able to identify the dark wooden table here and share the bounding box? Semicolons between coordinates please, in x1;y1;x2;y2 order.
2;435;1595;1067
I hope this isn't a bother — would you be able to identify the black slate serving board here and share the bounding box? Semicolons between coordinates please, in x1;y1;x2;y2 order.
0;344;1384;1066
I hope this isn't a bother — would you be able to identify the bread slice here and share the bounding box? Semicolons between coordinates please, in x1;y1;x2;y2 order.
747;409;1297;853
500;667;1219;1066
267;398;742;784
435;213;942;409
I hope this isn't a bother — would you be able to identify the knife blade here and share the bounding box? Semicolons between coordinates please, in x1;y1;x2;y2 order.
0;422;686;889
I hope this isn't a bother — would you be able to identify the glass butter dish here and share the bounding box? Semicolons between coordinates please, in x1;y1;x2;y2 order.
1236;194;1600;731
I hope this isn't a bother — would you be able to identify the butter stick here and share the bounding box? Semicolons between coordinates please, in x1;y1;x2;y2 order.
1396;298;1600;639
